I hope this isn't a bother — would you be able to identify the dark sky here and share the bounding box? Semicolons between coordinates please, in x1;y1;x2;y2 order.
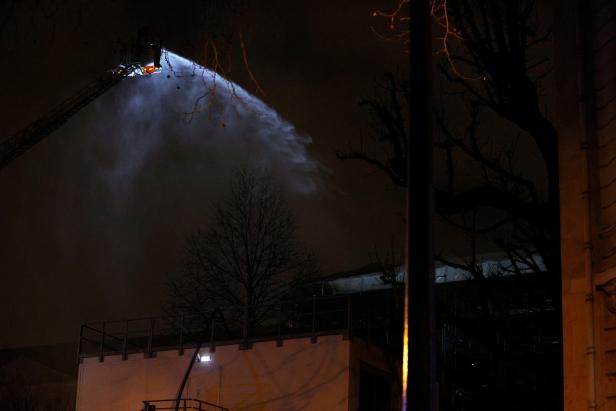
0;0;408;347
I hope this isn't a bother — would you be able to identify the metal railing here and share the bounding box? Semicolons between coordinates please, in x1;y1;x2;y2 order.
77;293;398;362
142;398;228;411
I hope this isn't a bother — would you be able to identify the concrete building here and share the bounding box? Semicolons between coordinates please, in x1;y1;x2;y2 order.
555;0;616;409
0;343;77;410
75;296;400;411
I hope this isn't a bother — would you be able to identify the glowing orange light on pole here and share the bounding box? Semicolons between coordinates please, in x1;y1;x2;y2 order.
405;0;436;408
402;282;409;408
370;2;435;410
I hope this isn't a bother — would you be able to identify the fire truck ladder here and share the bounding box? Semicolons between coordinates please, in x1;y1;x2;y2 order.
0;27;161;171
0;66;128;170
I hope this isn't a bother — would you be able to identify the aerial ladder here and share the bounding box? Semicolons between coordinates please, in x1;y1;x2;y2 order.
2;30;224;410
0;28;162;171
2;28;221;409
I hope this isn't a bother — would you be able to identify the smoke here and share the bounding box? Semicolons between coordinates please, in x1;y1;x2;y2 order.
44;50;324;320
0;2;402;347
89;50;319;197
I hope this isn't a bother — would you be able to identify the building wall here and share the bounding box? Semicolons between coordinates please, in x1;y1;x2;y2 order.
556;0;616;409
348;337;401;411
76;335;350;411
596;283;616;411
554;0;592;406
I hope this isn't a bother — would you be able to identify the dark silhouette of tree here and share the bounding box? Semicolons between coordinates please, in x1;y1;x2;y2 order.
167;169;318;339
340;1;561;409
342;0;557;276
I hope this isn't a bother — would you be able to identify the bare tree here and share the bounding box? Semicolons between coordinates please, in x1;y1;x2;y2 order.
338;1;561;408
167;169;318;338
343;0;557;274
339;71;560;408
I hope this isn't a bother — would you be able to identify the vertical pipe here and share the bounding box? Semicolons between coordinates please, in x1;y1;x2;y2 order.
146;318;155;358
210;317;216;353
77;325;83;365
576;0;599;407
368;299;373;338
277;303;283;347
346;294;353;340
311;295;317;343
99;322;106;363
179;313;184;356
405;0;435;409
218;366;223;407
122;320;128;361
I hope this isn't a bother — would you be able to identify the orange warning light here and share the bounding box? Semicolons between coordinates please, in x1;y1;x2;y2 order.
142;65;157;75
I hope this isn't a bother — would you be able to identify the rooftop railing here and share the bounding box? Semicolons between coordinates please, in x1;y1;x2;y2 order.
77;293;398;363
142;398;228;411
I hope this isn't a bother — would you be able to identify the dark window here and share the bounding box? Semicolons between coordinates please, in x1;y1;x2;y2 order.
359;365;392;411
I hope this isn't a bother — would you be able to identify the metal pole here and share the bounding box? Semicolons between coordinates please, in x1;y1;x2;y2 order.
311;295;317;343
345;295;353;340
210;317;216;353
277;303;283;347
179;313;184;356
77;325;84;365
99;322;106;363
175;310;221;411
405;0;436;410
175;343;203;411
146;318;155;358
122;320;128;360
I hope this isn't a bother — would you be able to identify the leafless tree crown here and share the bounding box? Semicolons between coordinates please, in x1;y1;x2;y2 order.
167;169;318;336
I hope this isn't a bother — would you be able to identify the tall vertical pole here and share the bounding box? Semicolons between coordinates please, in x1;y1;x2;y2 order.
404;0;436;410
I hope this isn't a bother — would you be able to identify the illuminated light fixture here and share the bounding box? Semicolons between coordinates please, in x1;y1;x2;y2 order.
141;65;160;75
197;353;212;363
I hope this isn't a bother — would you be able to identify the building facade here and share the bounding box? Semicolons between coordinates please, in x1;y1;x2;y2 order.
75;294;400;411
556;0;616;409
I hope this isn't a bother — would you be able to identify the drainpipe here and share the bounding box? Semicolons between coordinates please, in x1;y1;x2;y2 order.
576;0;598;408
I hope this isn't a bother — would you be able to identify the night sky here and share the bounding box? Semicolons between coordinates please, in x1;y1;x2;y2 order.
0;0;408;347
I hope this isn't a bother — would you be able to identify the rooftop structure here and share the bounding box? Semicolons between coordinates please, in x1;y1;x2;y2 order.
76;295;399;411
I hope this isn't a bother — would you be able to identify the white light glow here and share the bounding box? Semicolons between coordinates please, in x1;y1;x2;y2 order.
98;49;319;196
198;354;212;363
402;283;408;408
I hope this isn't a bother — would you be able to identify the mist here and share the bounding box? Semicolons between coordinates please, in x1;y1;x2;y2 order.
0;0;404;346
78;50;321;311
93;50;319;195
0;51;325;346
